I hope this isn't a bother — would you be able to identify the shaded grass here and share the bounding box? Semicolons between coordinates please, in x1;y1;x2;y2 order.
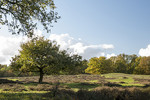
0;93;48;100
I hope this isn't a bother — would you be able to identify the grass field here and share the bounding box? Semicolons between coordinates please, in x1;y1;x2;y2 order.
0;73;150;100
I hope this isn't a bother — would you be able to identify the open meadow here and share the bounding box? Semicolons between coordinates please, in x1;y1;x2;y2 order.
0;73;150;100
1;0;150;100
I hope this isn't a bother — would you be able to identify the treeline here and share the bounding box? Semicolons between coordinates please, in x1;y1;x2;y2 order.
0;37;150;78
1;54;150;77
85;54;150;75
0;64;16;77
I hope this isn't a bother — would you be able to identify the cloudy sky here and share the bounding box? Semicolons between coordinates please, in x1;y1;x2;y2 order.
0;0;150;65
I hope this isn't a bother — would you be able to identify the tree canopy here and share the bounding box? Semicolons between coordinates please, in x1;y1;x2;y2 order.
0;0;60;37
85;57;113;74
134;56;150;75
11;37;60;83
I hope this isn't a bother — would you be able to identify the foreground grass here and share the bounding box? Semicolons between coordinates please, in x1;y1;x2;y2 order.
0;87;150;100
0;93;48;100
0;73;150;99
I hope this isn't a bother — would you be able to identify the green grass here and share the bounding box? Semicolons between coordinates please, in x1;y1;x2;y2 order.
102;73;150;79
102;73;129;78
109;77;134;83
102;73;148;87
7;78;20;81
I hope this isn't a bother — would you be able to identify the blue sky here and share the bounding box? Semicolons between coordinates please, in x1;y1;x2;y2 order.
0;0;150;65
51;0;150;55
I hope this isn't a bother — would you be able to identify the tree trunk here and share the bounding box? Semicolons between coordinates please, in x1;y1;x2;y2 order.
39;69;44;83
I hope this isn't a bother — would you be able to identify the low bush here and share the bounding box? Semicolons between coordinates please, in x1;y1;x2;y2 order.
49;87;150;100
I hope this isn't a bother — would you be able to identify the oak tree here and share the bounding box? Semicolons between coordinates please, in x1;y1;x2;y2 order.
10;37;60;83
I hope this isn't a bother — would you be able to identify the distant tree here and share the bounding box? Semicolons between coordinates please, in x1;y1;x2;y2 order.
80;59;88;74
85;57;113;74
114;60;127;73
126;54;138;74
134;56;150;75
0;64;14;76
109;54;127;73
58;53;83;75
109;54;138;73
10;55;28;76
0;64;7;76
0;0;60;37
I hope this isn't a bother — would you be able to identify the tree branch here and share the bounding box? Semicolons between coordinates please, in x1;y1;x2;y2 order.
5;0;20;5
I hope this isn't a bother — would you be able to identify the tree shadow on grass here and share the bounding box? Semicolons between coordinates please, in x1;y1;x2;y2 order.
0;78;50;85
103;82;150;88
0;79;23;84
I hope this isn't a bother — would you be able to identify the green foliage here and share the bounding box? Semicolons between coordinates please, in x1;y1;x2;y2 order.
10;37;61;83
0;0;60;37
80;60;88;74
84;54;150;75
114;60;127;73
126;54;138;74
109;54;139;74
85;57;113;74
57;52;83;75
0;64;7;76
110;54;138;73
0;64;15;77
134;56;150;74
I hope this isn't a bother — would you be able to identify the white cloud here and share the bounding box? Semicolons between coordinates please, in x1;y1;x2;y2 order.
0;36;22;65
33;30;43;37
106;53;117;58
101;44;114;49
0;30;42;65
0;32;115;65
139;45;150;57
49;34;75;49
49;33;115;59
